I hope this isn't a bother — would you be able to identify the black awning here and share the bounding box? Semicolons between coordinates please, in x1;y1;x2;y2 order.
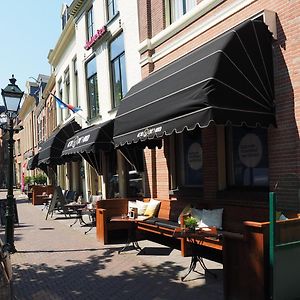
62;119;114;157
113;19;275;147
27;153;39;170
38;119;81;166
61;120;114;175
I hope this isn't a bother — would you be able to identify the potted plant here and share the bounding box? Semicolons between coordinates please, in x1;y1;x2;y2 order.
184;216;198;232
33;174;48;185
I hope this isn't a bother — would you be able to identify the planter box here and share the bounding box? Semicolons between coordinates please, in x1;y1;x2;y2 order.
31;185;54;205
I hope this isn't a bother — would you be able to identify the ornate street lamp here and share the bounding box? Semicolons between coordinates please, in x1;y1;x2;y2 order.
1;75;24;253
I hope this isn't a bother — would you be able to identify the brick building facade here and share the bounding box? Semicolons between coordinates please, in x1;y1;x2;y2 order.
125;0;300;210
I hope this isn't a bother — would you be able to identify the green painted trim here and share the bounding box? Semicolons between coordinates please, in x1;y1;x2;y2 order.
269;192;276;299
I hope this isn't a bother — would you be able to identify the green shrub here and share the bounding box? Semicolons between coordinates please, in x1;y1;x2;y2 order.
33;174;48;185
24;176;33;185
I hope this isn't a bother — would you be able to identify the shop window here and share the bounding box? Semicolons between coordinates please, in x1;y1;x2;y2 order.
169;0;197;24
87;6;94;41
109;33;127;108
107;0;118;21
86;57;99;120
226;127;269;187
170;129;203;189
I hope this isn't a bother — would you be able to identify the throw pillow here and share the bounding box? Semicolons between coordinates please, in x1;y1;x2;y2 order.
136;200;148;215
144;199;161;217
190;208;203;227
199;208;223;229
178;205;192;224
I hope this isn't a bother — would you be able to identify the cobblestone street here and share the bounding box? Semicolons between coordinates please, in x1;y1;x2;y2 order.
0;191;223;300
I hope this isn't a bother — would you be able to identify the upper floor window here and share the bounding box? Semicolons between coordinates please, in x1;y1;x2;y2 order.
107;0;118;21
73;57;78;108
86;57;99;119
64;68;70;117
110;33;127;108
57;79;63;122
226;127;269;188
61;5;69;30
169;0;197;23
87;6;94;41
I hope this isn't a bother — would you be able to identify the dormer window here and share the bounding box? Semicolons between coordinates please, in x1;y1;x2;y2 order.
61;5;69;30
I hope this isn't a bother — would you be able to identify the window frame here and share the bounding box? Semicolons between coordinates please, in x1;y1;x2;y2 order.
86;6;94;41
169;128;204;193
107;0;118;21
86;56;99;120
109;33;128;108
168;0;197;24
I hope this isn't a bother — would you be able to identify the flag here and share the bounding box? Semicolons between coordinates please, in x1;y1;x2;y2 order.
51;93;82;113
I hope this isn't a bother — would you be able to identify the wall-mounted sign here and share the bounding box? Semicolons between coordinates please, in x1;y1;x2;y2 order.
84;26;107;50
187;142;202;170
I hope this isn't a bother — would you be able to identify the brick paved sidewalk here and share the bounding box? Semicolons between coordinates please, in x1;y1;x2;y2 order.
1;193;224;300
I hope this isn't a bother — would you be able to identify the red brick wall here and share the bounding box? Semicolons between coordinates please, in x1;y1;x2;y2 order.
139;0;300;208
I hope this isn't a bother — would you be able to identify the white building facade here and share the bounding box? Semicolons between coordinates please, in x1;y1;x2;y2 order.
48;0;141;199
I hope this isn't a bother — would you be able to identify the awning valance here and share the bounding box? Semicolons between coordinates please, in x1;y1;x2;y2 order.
113;19;275;147
62;119;114;157
38;119;81;166
62;119;145;173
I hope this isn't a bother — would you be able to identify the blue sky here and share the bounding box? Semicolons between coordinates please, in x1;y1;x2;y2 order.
0;1;72;97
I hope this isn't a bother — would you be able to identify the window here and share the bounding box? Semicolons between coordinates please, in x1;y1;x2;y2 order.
64;68;70;117
61;5;69;30
170;128;203;189
110;33;127;108
107;0;118;20
87;6;94;41
86;57;99;119
57;79;63;122
226;127;269;187
73;57;78;108
169;0;197;23
17;139;21;155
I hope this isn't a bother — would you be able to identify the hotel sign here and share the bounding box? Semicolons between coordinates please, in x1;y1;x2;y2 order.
84;26;107;50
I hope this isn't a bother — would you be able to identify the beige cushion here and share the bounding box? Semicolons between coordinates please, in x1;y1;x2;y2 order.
144;199;161;217
136;200;148;215
199;208;223;229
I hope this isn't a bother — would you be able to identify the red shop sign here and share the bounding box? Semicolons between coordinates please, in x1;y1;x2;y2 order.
84;25;107;50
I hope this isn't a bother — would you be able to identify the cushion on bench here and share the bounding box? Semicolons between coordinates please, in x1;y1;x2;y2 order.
140;217;180;229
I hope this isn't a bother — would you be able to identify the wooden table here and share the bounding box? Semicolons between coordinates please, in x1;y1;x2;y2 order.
110;216;143;254
173;227;221;281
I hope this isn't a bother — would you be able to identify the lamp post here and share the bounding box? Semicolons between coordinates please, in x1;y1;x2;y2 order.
1;75;24;254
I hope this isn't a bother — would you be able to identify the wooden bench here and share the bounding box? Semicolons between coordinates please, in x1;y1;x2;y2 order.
96;198;139;244
223;215;300;300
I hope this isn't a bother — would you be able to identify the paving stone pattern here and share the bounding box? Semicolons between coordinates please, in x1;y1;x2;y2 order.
0;191;224;300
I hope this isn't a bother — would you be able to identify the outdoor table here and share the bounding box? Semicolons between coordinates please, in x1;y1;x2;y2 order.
64;203;87;227
173;227;221;281
76;207;96;234
110;216;145;254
